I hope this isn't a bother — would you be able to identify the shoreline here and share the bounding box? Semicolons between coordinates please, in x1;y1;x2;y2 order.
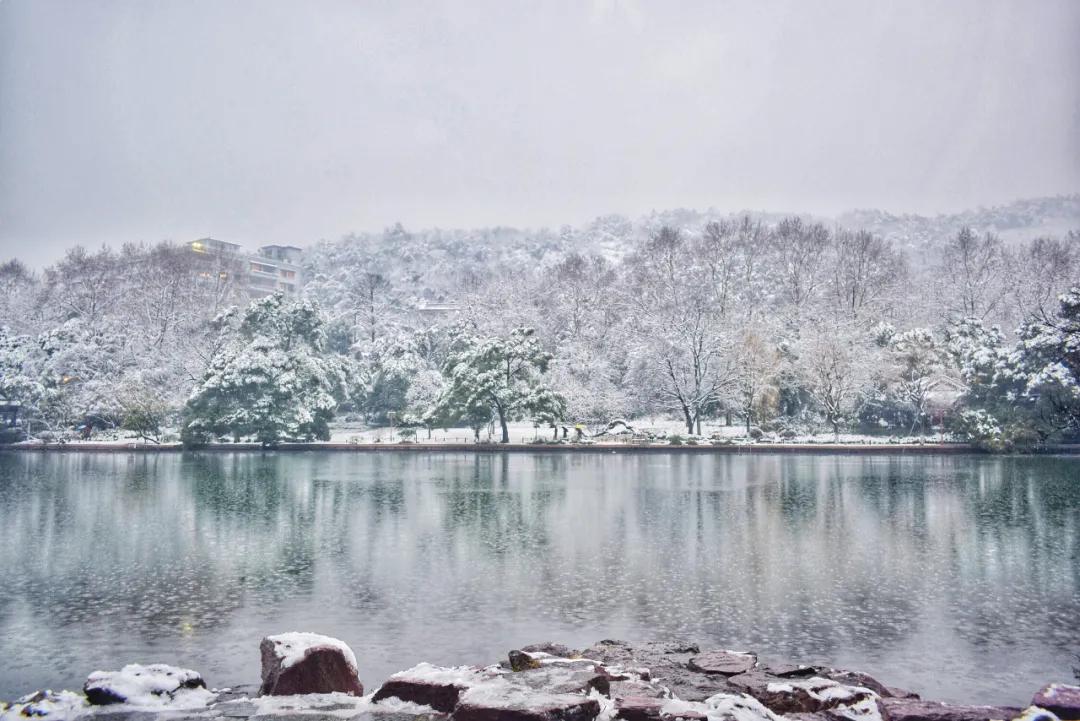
3;637;1074;720
3;441;1080;454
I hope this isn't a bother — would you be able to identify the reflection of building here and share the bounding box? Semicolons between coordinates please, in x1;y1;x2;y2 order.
188;238;304;298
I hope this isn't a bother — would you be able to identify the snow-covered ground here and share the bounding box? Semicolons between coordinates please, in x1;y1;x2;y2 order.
7;416;959;447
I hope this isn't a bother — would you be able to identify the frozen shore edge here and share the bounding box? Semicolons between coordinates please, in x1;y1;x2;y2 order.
2;637;1077;721
6;441;1080;454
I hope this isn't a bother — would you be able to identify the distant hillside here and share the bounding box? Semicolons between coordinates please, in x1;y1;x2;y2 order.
836;194;1080;253
304;194;1079;304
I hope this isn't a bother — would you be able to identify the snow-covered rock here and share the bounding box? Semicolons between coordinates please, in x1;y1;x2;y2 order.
83;663;213;707
760;676;878;716
508;665;612;697
877;697;1021;721
0;690;87;719
1031;684;1080;720
613;692;784;721
259;632;364;696
372;662;496;712
453;676;601;721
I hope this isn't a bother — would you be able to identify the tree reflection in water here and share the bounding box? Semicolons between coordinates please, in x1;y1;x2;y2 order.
0;451;1076;705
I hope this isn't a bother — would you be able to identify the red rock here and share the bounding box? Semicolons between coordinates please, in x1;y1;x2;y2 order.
726;672;875;715
259;633;363;697
453;683;600;721
372;663;489;713
1031;684;1080;720
687;650;757;676
879;698;1021;721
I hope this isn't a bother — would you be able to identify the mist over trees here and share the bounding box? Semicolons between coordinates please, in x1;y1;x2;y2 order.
1;196;1078;447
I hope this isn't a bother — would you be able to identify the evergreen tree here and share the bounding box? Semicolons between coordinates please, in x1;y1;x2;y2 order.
182;294;353;445
433;326;563;443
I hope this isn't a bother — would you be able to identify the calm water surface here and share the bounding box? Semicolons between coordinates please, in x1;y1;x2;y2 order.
0;451;1077;705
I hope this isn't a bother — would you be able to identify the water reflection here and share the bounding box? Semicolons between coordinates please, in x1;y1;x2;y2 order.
0;451;1076;705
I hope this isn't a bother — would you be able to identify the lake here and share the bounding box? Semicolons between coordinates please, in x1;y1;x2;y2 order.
0;450;1076;705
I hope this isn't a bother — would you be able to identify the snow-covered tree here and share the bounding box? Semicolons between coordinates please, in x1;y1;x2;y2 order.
937;227;1009;322
1005;287;1080;438
182;294;354;445
733;327;781;434
792;321;880;437
770;217;830;318
829;228;906;320
433;326;563;443
881;327;945;433
0;327;45;438
625;226;738;434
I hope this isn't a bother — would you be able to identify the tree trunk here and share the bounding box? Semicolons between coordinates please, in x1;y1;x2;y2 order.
499;410;510;444
695;417;702;436
682;406;694;435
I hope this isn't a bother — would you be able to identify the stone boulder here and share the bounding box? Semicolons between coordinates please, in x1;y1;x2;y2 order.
259;632;364;697
615;693;784;721
83;663;211;707
506;664;611;697
688;651;758;676
1031;684;1080;720
615;696;707;720
372;663;493;713
578;640;732;702
510;650;545;671
879;698;1021;721
726;672;876;715
521;642;580;658
608;680;669;701
452;678;600;721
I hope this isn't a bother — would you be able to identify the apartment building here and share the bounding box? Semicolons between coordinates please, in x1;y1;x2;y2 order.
188;238;304;298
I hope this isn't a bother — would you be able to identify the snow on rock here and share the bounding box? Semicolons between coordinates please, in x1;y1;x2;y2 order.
259;632;364;697
726;671;882;717
83;663;213;707
701;693;788;721
507;665;612;697
453;676;601;721
612;692;784;721
1031;684;1080;720
687;652;757;677
1011;706;1061;721
372;662;498;713
877;697;1022;721
0;690;87;720
764;676;875;704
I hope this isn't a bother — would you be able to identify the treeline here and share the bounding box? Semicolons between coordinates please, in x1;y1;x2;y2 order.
0;210;1078;448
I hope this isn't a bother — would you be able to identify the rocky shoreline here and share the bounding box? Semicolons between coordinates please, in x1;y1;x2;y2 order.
2;634;1077;721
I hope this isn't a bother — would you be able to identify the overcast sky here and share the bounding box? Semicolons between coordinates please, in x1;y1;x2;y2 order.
1;0;1078;267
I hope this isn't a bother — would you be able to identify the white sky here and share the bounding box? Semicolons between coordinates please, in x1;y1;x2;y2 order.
1;0;1078;266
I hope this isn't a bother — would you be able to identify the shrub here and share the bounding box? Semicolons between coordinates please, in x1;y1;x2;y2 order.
668;434;685;445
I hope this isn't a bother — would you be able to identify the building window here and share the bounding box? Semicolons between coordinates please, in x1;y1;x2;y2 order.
250;262;277;274
280;270;296;279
